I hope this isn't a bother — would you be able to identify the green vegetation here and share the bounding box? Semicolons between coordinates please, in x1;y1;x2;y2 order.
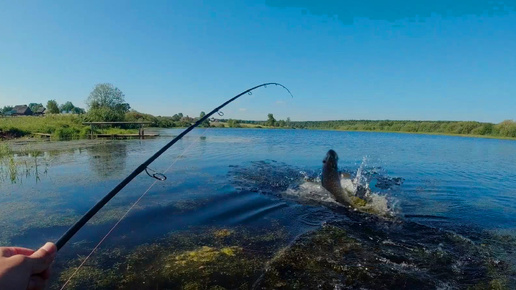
289;119;516;138
234;114;516;139
28;103;44;113
0;143;49;184
199;111;210;127
258;224;514;289
0;114;89;140
56;225;288;289
227;119;241;128
85;83;130;121
46;100;60;114
3;82;515;140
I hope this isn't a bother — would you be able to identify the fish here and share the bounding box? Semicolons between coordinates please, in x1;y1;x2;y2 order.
321;149;352;205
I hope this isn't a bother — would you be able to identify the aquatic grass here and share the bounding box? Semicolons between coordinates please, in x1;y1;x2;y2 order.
55;225;289;289
255;222;516;289
0;143;49;184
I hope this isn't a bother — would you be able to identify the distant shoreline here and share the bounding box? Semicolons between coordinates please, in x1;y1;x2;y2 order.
297;128;516;141
2;116;516;142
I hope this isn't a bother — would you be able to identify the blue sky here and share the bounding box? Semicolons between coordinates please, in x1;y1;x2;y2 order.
0;0;515;122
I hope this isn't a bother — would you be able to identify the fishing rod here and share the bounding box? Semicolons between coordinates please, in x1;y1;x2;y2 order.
55;82;293;250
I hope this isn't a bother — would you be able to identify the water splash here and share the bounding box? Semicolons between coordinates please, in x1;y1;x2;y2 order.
230;158;399;217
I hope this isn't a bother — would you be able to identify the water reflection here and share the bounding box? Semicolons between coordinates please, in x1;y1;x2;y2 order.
87;142;128;178
0;148;48;184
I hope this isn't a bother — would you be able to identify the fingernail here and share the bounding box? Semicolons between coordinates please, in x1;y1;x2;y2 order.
42;242;57;255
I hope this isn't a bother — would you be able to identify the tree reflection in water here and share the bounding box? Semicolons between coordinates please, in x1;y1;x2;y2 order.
87;142;128;178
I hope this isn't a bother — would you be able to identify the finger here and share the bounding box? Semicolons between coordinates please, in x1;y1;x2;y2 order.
0;246;35;257
28;242;57;273
0;247;13;257
28;276;46;290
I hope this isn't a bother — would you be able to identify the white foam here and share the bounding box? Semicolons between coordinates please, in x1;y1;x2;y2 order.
284;173;392;217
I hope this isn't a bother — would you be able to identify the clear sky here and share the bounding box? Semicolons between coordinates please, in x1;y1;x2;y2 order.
0;0;515;122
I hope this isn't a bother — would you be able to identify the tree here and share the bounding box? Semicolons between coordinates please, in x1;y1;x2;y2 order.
199;111;210;127
47;100;60;114
227;119;240;128
71;107;85;114
1;106;13;114
266;113;276;127
28;103;44;113
60;101;76;113
171;114;181;122
86;83;130;121
286;117;291;127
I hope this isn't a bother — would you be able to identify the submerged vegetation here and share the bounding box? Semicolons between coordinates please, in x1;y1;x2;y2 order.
256;223;514;289
55;225;288;289
52;222;516;289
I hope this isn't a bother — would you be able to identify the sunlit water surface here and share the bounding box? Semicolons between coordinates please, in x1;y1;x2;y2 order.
1;129;516;289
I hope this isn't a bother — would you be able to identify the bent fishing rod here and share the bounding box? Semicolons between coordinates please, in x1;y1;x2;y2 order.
55;83;293;250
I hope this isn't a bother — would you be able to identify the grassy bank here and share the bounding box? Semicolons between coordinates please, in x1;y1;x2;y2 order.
288;120;516;139
0;115;136;140
2;116;516;141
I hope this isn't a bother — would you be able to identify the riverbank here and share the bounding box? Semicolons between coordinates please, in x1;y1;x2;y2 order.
2;116;516;141
0;115;138;141
306;128;516;141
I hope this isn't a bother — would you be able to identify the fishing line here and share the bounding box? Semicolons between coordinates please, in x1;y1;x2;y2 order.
60;127;210;289
55;82;292;251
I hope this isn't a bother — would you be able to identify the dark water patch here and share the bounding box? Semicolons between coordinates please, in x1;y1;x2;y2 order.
255;219;516;289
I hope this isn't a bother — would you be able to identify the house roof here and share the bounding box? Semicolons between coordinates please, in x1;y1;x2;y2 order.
13;105;32;115
34;107;46;114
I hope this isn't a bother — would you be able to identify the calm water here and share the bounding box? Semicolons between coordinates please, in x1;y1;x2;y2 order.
1;129;516;289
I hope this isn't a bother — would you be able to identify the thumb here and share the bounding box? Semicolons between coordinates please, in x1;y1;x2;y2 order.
28;242;57;274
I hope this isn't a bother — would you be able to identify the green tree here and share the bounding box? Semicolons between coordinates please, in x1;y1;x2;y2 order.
227;119;240;128
1;106;13;114
171;114;181;122
266;113;276;127
71;107;85;114
199;111;210;127
60;101;76;113
28;103;44;113
46;100;60;114
86;83;130;121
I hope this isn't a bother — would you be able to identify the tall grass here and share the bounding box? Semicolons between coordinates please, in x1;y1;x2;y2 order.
0;143;48;184
0;115;89;140
0;115;136;140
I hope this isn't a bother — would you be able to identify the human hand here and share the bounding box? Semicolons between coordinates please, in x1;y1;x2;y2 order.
0;242;57;290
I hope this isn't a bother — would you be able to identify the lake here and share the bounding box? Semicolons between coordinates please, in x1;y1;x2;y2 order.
1;128;516;289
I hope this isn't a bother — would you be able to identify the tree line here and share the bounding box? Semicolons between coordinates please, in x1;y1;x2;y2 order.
234;115;516;138
2;83;515;138
1;101;85;115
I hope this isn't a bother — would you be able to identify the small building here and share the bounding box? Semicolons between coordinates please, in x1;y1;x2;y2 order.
33;107;46;115
12;105;33;116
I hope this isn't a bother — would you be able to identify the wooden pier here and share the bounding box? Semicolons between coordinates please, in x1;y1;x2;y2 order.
83;122;159;139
